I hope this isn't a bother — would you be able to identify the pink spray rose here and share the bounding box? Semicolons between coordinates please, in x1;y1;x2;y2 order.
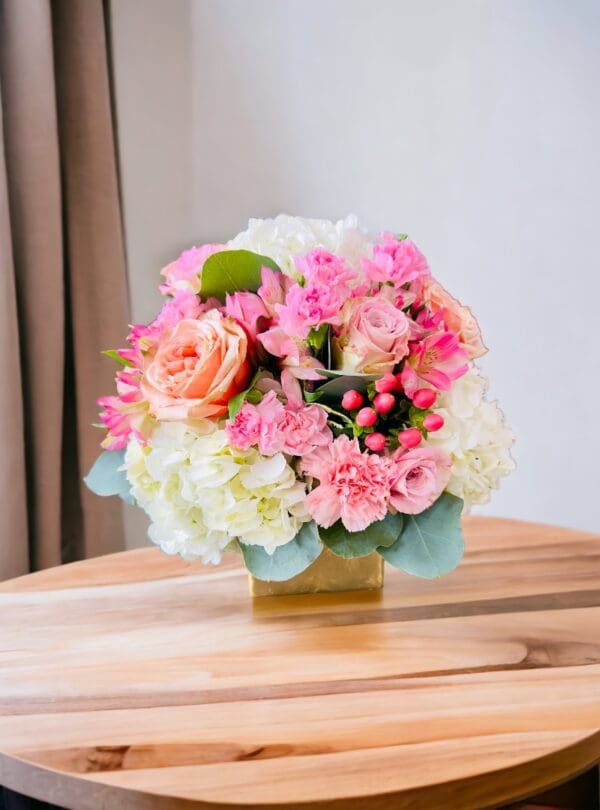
421;278;487;359
141;311;252;420
362;234;430;288
389;446;452;514
302;436;394;532
159;243;224;296
333;293;412;373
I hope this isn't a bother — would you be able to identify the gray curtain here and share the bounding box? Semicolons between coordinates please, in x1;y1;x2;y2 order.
0;0;129;579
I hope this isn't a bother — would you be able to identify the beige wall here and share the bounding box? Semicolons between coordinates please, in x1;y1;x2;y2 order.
111;0;600;547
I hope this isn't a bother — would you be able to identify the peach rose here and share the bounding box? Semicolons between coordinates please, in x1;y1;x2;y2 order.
333;293;411;374
422;278;487;359
141;311;252;420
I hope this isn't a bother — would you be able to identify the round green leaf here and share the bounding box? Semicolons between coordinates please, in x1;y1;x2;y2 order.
240;521;323;581
321;512;403;559
379;493;464;578
200;250;280;302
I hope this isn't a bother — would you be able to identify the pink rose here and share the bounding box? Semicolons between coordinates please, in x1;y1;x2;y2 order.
159;243;224;296
333;293;412;373
302;436;394;532
389;446;451;514
422;278;487;359
141;311;252;420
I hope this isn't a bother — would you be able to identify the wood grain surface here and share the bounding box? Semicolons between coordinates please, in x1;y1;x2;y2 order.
0;516;599;809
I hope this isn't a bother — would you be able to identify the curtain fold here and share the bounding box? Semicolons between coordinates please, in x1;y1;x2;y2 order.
0;0;129;579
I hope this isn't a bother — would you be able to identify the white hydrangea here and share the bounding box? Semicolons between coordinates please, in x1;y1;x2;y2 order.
228;214;374;277
426;366;515;510
125;421;310;564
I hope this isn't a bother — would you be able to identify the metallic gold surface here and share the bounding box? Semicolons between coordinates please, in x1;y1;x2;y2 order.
249;548;384;597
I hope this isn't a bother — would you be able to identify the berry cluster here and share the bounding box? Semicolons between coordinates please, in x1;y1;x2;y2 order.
340;371;444;453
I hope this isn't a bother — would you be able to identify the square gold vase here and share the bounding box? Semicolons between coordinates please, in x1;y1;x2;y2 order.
249;548;384;597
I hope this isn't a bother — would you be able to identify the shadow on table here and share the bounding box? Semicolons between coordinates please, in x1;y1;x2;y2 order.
0;789;62;810
1;766;598;809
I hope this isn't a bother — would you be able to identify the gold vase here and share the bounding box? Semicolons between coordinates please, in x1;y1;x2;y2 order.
248;548;384;597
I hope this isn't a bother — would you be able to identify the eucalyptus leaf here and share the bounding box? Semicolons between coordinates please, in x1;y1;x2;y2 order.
379;493;464;578
84;450;134;504
200;250;280;302
240;521;322;581
321;512;403;558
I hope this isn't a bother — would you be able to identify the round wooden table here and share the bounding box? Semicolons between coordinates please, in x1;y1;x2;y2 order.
1;516;599;810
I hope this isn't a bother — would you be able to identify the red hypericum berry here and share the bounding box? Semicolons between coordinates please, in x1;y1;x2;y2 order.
398;427;422;448
373;392;395;414
412;388;437;409
423;413;444;432
375;372;397;394
342;389;363;410
365;432;386;453
356;407;377;427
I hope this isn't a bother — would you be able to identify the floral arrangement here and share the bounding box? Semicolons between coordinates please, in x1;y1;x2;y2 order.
85;215;514;582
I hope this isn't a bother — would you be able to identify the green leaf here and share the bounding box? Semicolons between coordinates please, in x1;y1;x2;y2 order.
84;450;134;504
227;391;247;420
379;493;464;578
240;521;323;581
307;324;329;353
102;349;133;368
200;250;280;302
227;368;263;420
320;512;403;559
308;371;379;403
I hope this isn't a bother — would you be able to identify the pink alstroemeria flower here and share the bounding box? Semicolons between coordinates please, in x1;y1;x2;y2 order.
224;291;269;342
400;331;469;396
98;370;152;450
258;327;324;380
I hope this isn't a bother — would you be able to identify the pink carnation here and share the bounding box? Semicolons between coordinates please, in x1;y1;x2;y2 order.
389;446;451;514
226;391;283;455
274;249;356;339
295;248;358;288
362;234;430;288
226;383;332;458
302;436;394;532
160;243;224;296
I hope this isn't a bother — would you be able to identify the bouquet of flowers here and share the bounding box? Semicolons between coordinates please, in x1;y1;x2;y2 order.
86;215;514;582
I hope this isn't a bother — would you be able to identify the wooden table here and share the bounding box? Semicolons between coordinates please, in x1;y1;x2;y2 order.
0;516;599;810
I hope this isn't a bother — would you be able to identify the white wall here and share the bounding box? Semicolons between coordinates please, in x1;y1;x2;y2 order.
111;0;600;546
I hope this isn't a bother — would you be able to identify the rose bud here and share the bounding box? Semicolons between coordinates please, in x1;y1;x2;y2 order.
365;432;386;452
342;389;363;410
423;413;444;432
375;372;397;394
398;427;422;448
373;392;395;414
356;407;377;427
412;388;437;409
